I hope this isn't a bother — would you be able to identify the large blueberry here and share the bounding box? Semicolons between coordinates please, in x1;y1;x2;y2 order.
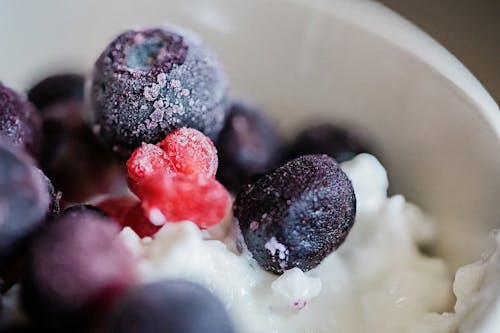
216;103;283;193
0;83;41;158
91;28;229;154
106;279;234;333
234;155;356;274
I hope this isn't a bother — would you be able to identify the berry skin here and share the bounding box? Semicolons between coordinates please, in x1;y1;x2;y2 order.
287;124;371;163
36;168;61;221
0;82;42;158
216;103;282;192
126;143;175;184
138;173;229;228
105;279;235;333
234;155;356;274
91;28;229;154
21;209;135;330
27;73;84;110
0;146;50;260
97;197;161;238
158;127;218;178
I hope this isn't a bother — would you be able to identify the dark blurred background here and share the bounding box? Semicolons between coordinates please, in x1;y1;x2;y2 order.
380;0;499;104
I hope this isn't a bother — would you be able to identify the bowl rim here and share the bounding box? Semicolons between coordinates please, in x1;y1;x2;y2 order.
289;0;500;139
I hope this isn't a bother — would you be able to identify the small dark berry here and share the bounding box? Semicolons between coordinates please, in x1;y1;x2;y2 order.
27;73;84;111
91;28;229;154
0;83;42;158
21;210;135;330
40;101;125;204
287;124;371;163
216;103;283;192
234;155;356;274
106;279;234;333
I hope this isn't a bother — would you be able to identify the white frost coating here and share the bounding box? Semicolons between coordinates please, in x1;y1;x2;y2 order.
265;237;288;260
119;154;497;333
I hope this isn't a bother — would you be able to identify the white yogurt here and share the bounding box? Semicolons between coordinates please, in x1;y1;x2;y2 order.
119;154;498;333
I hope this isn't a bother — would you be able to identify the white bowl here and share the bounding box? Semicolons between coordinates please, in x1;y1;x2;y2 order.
1;0;499;331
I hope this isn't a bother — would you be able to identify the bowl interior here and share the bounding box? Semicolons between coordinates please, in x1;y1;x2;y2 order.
1;0;499;286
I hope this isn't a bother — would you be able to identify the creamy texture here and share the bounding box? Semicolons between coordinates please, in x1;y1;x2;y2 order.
118;154;500;333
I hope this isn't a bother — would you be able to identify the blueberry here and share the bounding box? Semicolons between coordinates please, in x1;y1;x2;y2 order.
21;210;135;330
0;146;50;259
0;83;42;158
40;101;125;203
234;155;356;274
106;279;235;333
216;103;283;193
27;73;84;111
91;28;229;154
287;124;371;163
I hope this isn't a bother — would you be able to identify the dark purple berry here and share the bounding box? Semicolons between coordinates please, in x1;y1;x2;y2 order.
0;146;50;259
0;83;42;158
40;101;125;204
106;279;234;333
91;28;229;154
21;210;135;330
27;73;84;111
234;155;356;274
287;124;371;163
216;103;283;193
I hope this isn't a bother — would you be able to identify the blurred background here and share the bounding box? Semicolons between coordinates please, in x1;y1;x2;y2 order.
379;0;499;103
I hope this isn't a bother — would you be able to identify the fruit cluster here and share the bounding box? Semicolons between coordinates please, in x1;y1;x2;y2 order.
0;26;371;332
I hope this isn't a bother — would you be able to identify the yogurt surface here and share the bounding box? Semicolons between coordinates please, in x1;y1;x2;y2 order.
118;154;499;333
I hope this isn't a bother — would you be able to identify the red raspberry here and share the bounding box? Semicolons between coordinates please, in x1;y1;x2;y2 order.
158;128;218;178
137;173;229;228
123;203;162;238
126;143;175;184
96;196;136;222
96;197;161;238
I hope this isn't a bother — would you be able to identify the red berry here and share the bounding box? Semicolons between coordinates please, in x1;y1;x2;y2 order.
123;203;162;238
96;196;137;223
96;197;161;238
138;173;229;228
158;128;218;178
126;143;175;184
